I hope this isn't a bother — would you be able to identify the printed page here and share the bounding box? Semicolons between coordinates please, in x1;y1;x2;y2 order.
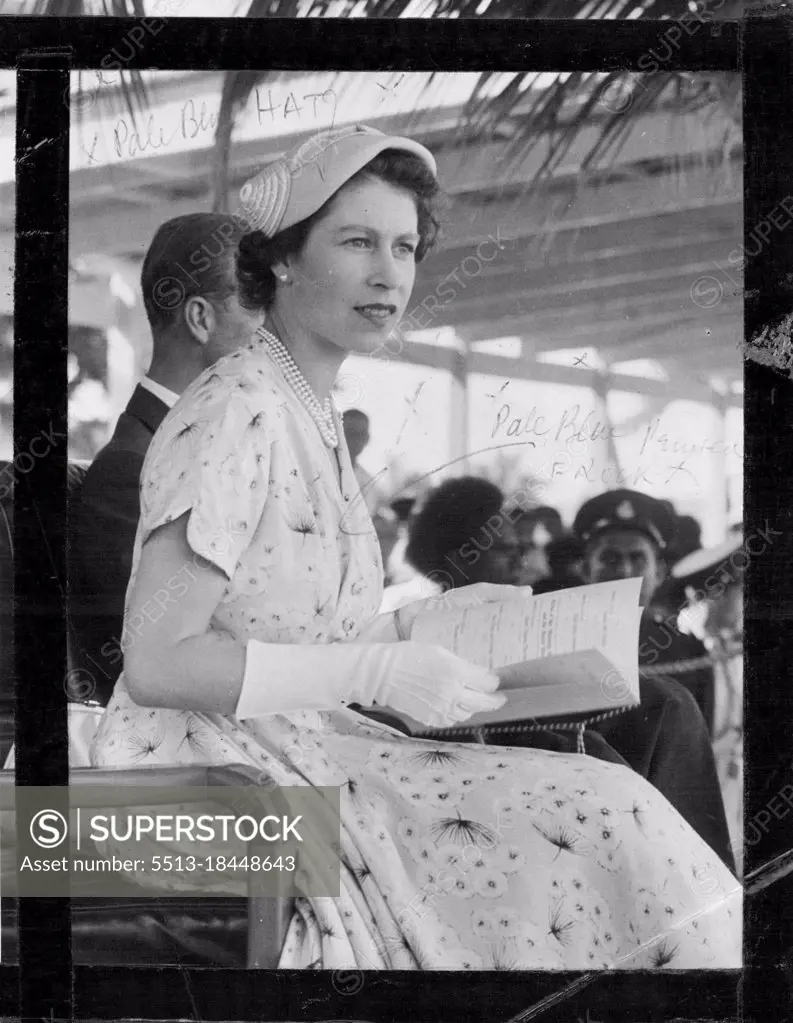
402;580;643;727
459;648;634;726
412;578;642;672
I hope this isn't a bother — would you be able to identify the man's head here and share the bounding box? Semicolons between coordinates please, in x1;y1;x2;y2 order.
545;534;585;582
573;489;676;606
342;408;370;462
141;214;265;375
511;506;565;586
405;476;522;590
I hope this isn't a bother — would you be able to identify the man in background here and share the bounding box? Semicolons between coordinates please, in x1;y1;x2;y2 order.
69;213;264;704
572;489;732;867
342;407;399;571
342;408;386;515
530;533;585;594
574;489;716;730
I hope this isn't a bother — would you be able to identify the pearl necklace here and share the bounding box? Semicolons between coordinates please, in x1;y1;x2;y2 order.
258;327;339;449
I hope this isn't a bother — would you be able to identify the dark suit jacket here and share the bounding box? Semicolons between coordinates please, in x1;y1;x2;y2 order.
639;605;715;734
69;384;169;705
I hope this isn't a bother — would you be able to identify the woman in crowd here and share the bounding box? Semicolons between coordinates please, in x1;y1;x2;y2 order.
512;506;566;587
526;534;585;595
403;476;524;594
91;125;740;970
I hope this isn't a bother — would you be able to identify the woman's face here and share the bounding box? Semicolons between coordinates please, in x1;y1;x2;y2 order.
584;528;665;607
514;520;554;586
517;545;550;587
275;175;420;355
460;516;524;587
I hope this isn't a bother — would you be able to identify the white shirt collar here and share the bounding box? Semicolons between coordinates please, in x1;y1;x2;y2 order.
139;376;180;410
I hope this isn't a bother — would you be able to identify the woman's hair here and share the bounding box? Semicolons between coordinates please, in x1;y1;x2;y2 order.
511;506;565;542
237;149;445;310
405;476;504;579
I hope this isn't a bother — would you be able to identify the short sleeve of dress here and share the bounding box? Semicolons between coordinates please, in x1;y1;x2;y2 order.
139;389;273;580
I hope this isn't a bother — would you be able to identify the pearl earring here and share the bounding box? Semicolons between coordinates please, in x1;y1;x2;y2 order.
277;272;289;282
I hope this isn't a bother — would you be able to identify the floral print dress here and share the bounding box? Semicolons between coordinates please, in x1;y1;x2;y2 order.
90;336;742;970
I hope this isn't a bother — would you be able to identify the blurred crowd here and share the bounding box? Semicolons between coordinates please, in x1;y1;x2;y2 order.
361;455;744;865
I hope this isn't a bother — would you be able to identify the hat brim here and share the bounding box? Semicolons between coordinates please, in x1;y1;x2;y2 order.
572;489;674;550
282;133;436;234
579;519;668;550
242;129;438;238
671;534;745;583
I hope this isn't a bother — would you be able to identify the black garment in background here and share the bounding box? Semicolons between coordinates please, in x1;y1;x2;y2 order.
68;385;169;705
469;725;630;767
531;573;581;595
531;587;716;732
593;675;734;873
640;606;716;735
360;707;630;768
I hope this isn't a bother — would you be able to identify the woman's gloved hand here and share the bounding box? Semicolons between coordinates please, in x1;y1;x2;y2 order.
368;641;505;727
237;636;506;728
392;582;533;640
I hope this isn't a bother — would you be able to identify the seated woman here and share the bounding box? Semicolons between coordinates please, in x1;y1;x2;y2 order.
91;125;740;970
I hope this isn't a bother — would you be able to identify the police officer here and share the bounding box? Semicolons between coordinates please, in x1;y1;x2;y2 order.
572;489;733;870
574;489;715;731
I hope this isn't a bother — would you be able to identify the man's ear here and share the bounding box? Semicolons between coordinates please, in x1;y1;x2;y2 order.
183;296;215;346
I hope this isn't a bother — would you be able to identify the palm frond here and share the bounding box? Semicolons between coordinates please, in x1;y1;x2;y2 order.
22;0;149;130
211;70;269;213
30;0;88;11
106;0;146;14
460;69;738;204
21;0;743;213
28;19;149;135
25;0;145;11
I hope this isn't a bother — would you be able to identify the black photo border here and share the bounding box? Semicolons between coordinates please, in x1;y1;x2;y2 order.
3;12;792;1022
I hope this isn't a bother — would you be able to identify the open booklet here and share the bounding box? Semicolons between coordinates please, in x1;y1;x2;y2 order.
384;577;644;734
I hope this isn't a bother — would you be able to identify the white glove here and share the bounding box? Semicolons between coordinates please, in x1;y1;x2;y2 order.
236;638;505;729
